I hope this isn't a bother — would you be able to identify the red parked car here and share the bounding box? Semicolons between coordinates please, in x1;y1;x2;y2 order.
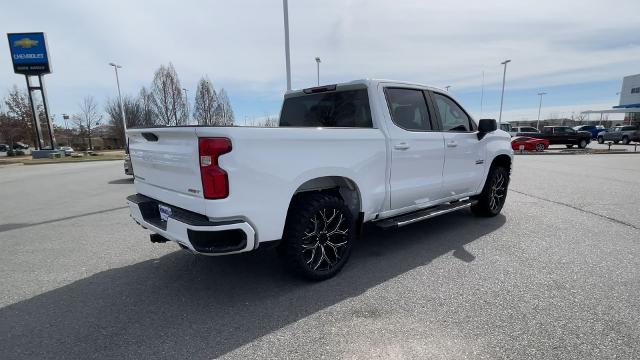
511;136;549;152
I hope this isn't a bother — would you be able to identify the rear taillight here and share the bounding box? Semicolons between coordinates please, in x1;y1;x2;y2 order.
198;138;232;199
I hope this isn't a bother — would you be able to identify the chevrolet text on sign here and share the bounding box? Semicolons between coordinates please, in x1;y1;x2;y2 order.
7;32;51;75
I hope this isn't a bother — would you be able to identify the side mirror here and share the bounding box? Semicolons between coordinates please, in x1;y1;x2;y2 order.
477;119;497;140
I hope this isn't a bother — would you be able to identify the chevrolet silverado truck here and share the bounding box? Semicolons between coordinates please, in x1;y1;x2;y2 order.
597;125;639;144
126;80;513;280
532;126;592;148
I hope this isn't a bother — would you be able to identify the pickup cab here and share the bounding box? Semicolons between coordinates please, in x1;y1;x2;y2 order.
532;126;591;148
127;80;513;280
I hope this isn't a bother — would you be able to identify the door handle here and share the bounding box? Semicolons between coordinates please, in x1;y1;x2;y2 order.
394;142;410;150
447;141;458;148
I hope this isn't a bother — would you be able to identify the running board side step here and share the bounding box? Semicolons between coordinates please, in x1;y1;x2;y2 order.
375;200;476;229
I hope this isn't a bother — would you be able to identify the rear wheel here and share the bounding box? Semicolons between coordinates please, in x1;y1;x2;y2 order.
578;139;588;149
597;136;604;144
622;136;630;145
471;166;509;217
535;143;545;152
278;193;355;281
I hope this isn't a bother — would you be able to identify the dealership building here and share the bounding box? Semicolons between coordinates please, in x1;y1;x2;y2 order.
583;74;640;125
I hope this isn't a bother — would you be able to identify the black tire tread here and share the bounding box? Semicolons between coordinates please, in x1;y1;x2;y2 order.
278;193;354;281
471;166;509;217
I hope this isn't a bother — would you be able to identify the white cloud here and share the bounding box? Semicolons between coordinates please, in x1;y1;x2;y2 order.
1;0;639;117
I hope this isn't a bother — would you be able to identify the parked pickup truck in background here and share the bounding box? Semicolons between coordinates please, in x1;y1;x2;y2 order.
573;125;606;140
126;80;513;280
597;125;639;144
530;126;592;148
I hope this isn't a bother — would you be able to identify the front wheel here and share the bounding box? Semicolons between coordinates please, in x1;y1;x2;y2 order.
535;143;545;152
278;193;355;281
471;166;510;217
578;139;588;149
597;136;604;144
622;136;630;145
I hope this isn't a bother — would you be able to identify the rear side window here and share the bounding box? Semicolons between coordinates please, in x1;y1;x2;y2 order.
384;88;432;131
432;93;472;131
279;89;372;128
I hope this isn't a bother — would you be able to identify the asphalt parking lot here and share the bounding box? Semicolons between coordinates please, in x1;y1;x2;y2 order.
1;155;639;359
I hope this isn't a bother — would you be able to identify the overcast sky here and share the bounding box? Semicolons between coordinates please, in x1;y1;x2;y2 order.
2;0;639;124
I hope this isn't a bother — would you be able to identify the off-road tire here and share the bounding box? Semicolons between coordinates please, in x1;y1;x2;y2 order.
471;166;509;217
278;193;355;281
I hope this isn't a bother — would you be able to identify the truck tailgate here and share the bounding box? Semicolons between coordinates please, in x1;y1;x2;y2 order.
127;127;206;214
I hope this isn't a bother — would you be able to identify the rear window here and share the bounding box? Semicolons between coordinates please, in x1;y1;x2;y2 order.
279;89;373;128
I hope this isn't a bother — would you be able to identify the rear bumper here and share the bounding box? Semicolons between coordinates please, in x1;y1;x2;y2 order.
127;194;256;255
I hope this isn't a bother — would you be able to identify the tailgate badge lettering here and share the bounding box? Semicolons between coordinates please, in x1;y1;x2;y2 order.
188;188;201;194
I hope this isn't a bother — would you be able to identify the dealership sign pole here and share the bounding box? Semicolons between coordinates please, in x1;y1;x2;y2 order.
7;32;56;150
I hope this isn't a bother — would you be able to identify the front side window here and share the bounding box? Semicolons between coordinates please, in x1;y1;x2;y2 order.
279;89;373;128
432;93;471;131
384;88;432;131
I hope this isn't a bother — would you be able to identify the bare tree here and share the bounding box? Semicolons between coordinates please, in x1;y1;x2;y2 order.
193;76;220;125
257;113;278;127
3;85;38;146
138;87;156;126
150;63;187;126
73;96;101;150
574;113;587;124
105;95;146;146
214;88;235;126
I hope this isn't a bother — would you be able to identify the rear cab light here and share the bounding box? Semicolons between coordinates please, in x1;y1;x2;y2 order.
198;138;232;199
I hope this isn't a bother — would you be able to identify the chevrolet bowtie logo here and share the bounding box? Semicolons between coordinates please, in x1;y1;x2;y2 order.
14;37;39;49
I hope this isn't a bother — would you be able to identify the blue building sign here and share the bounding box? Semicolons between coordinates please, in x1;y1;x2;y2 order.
7;32;51;75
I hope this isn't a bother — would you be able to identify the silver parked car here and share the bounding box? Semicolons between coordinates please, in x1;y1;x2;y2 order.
59;146;75;156
597;125;639;144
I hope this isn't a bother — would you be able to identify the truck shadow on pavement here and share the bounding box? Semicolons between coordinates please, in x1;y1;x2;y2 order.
0;211;505;360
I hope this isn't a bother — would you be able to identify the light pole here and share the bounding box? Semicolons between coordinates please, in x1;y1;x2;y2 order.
315;57;321;86
536;92;547;130
283;0;292;91
445;85;451;92
480;70;485;118
498;59;511;126
108;62;127;144
183;88;189;123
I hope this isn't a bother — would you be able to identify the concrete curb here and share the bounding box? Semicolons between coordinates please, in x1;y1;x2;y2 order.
0;162;25;168
515;150;639;156
21;158;124;165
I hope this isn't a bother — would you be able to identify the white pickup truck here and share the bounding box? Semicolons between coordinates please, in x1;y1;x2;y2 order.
127;79;513;280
